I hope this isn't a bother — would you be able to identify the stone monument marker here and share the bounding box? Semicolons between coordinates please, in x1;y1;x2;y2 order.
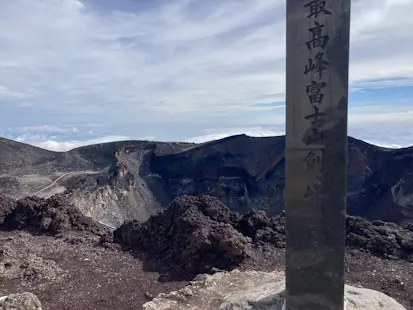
285;0;351;309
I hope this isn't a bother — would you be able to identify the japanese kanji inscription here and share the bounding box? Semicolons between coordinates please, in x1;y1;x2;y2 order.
285;0;351;308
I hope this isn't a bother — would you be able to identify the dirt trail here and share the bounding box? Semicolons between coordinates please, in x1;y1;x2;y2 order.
33;170;100;196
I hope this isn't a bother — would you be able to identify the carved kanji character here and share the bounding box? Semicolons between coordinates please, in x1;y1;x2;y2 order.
304;105;327;124
304;0;332;18
306;21;330;50
304;53;331;79
304;150;322;170
306;81;327;104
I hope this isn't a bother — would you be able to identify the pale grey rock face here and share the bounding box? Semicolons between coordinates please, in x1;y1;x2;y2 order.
0;292;42;310
143;270;407;310
343;286;406;310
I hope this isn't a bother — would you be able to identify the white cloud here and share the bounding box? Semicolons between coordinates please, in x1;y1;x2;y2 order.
0;0;286;118
187;127;284;143
15;134;135;152
13;125;80;134
350;110;413;124
0;0;413;147
33;135;133;152
1;0;411;113
8;124;155;151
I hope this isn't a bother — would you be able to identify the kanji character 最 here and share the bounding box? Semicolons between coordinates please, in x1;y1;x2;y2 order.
304;0;332;19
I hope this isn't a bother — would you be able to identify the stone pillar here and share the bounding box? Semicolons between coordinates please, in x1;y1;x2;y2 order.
285;0;351;309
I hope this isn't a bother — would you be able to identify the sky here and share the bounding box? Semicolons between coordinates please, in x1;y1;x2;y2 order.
1;0;413;151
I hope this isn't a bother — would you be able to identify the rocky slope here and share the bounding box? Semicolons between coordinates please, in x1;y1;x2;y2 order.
0;194;412;309
1;135;413;226
114;195;413;273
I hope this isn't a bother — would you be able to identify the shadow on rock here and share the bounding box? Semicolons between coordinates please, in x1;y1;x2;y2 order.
0;194;16;225
114;195;413;282
1;194;109;239
346;216;413;261
113;195;287;281
114;195;251;278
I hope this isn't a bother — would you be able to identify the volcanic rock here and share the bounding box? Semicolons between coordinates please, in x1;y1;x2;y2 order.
2;195;107;236
114;194;413;274
114;195;251;273
346;216;413;261
236;210;286;247
0;195;16;225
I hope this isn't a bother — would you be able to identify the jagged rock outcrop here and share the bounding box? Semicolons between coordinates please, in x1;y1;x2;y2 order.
346;216;413;261
0;194;15;225
236;209;286;247
115;195;413;278
114;195;251;273
3;192;412;266
1;195;107;236
235;208;413;262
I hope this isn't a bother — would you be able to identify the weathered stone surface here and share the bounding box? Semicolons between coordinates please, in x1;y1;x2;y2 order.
0;292;42;310
142;269;283;310
221;283;407;310
285;0;351;307
143;270;406;310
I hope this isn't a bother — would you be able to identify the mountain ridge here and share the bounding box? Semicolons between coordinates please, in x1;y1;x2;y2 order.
1;135;413;227
2;134;405;152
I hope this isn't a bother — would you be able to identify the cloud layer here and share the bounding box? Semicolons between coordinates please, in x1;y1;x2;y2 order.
1;0;413;150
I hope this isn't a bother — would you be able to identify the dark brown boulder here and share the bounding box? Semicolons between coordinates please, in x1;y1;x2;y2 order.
114;195;250;273
3;194;107;236
346;216;413;261
115;194;413;269
236;209;286;247
0;194;16;225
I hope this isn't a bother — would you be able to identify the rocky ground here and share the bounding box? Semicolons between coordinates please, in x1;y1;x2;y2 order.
1;194;413;309
0;230;187;310
143;269;407;310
